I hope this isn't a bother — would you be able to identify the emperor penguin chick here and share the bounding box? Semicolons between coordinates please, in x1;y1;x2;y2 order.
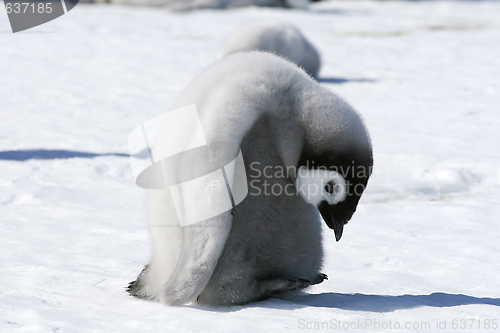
128;51;373;306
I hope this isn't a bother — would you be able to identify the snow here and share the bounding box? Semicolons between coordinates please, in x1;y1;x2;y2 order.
1;1;500;332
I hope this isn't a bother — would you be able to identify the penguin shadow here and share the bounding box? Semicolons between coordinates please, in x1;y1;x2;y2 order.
277;292;500;312
186;292;500;313
0;149;148;161
316;77;376;85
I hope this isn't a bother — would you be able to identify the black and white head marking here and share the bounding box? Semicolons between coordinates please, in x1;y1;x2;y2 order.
295;166;353;242
295;166;347;206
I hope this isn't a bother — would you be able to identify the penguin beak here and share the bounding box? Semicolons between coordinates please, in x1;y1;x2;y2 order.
333;222;344;242
318;203;344;242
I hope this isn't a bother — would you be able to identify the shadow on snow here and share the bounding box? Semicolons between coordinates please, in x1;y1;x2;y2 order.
0;149;148;161
317;77;376;84
188;292;500;313
286;292;500;312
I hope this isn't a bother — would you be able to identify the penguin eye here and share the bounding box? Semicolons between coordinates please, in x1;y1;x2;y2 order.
324;180;335;195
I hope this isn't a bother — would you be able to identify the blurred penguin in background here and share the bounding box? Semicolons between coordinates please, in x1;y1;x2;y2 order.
220;21;321;77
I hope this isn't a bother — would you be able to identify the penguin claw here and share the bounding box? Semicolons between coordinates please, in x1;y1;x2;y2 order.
311;273;328;285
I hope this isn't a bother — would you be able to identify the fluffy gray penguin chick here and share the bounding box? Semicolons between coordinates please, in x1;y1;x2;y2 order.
128;51;372;306
219;21;321;77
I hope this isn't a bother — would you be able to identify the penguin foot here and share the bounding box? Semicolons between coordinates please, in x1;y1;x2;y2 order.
258;277;313;296
258;273;328;298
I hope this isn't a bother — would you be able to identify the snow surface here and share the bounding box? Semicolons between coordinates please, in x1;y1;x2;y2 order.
1;1;500;332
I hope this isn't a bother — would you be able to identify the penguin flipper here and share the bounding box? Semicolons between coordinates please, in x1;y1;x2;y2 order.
159;212;233;306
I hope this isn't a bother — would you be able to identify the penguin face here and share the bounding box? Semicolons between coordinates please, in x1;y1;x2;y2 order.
295;153;372;242
295;167;347;207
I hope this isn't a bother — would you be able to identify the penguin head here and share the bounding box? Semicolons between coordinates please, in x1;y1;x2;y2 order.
296;148;373;242
290;87;373;241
